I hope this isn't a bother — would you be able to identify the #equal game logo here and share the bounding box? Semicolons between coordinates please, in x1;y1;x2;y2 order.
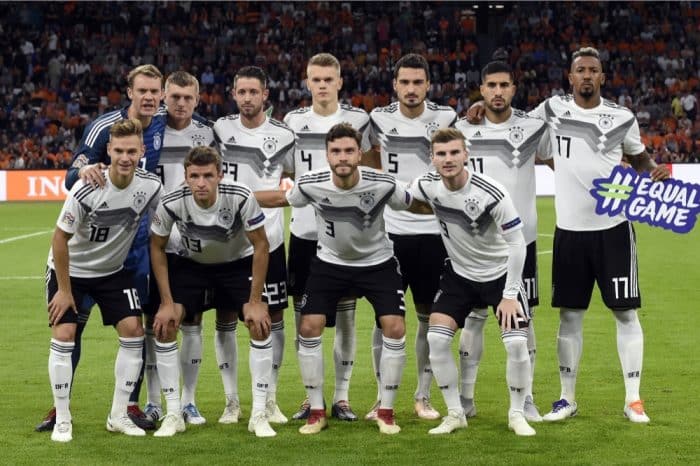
590;166;700;234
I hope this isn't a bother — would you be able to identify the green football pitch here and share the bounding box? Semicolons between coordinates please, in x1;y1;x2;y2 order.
1;199;698;465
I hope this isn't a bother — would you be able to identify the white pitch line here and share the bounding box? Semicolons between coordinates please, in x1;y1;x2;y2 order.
0;276;43;280
537;250;552;255
0;230;52;244
537;233;554;237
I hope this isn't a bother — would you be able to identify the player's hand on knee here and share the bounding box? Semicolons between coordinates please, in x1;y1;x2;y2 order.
243;301;271;339
496;298;522;332
48;290;77;326
78;163;107;188
153;302;181;341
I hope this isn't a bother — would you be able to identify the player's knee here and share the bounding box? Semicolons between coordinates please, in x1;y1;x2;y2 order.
379;316;405;339
51;323;76;342
613;309;639;326
298;316;324;338
116;316;145;338
503;337;529;362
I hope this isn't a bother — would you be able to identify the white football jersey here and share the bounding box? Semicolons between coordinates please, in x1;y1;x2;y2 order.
284;104;371;240
411;170;523;283
530;95;645;231
151;180;265;264
455;109;551;243
49;168;162;278
370;100;457;234
160;120;216;191
214;115;294;254
160;120;216;254
286;167;412;267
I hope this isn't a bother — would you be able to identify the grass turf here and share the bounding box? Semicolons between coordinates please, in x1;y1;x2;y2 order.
0;199;698;465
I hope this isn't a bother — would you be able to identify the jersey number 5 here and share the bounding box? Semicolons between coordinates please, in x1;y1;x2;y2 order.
387;153;398;173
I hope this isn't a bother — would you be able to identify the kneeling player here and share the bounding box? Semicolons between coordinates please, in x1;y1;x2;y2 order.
150;146;277;438
45;120;162;442
411;128;535;436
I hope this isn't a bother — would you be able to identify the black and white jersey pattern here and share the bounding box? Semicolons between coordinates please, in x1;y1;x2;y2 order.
455;109;551;243
284;104;371;240
411;170;523;282
213;115;294;253
286;167;412;267
49;168;162;278
151;180;265;264
530;95;645;231
370;101;457;235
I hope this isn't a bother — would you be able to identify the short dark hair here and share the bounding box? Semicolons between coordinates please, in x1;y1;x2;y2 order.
234;66;268;89
165;71;199;94
571;47;602;69
480;61;514;83
431;128;466;150
393;53;430;81
109;119;143;141
184;146;222;172
325;123;361;149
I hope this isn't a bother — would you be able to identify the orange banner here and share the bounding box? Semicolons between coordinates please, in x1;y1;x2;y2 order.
5;170;68;201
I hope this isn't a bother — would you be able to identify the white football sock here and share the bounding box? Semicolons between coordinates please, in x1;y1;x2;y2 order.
379;335;406;410
415;313;433;400
269;320;284;403
427;326;461;412
111;336;144;419
49;339;74;423
249;336;273;413
459;307;488;399
144;328;161;407
614;309;644;403
180;324;203;407
298;335;324;409
333;299;356;403
371;325;383;401
503;334;530;413
557;308;585;402
527;311;537;399
155;340;181;415
214;321;238;401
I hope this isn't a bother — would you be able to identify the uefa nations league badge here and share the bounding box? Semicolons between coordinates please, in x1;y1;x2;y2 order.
590;165;700;233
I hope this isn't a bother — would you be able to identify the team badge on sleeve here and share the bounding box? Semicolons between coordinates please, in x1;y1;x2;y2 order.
71;154;88;169
591;165;700;234
62;212;76;226
501;217;522;231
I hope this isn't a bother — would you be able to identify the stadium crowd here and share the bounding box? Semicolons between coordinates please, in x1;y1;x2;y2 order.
1;1;699;169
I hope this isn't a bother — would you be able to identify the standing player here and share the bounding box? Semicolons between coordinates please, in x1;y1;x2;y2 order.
283;53;371;421
140;71;216;427
367;53;457;420
46;119;162;442
150;146;276;437
455;61;552;422
527;47;669;423
255;123;428;435
213;66;295;425
38;64;166;432
412;128;536;436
